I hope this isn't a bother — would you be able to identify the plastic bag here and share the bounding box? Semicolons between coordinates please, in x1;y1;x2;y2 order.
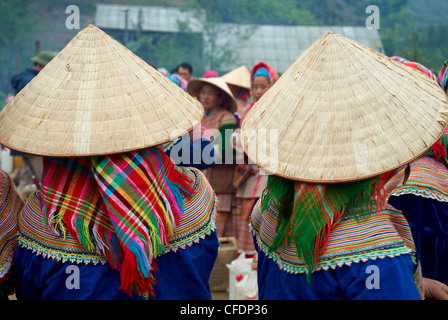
243;270;258;300
226;253;252;300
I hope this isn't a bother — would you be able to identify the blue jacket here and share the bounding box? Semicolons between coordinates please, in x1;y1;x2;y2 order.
11;68;39;95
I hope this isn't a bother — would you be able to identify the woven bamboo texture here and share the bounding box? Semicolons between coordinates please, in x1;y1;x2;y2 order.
0;24;204;157
241;31;448;183
221;65;251;89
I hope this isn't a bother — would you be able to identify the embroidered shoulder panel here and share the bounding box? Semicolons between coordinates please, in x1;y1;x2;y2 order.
18;167;217;264
0;169;24;278
385;156;448;202
250;199;417;274
18;191;107;265
162;167;217;253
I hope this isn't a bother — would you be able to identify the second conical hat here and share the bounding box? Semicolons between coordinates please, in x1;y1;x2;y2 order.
241;31;448;183
187;77;237;113
221;65;251;89
0;25;204;157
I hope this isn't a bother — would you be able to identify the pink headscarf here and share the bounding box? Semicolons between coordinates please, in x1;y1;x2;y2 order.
203;70;218;78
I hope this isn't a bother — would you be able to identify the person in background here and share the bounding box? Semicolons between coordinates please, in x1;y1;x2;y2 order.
203;70;218;78
10;51;55;95
188;77;238;238
157;67;216;170
8;51;55;199
221;65;252;120
232;62;279;257
177;62;194;83
384;58;448;286
242;62;279;117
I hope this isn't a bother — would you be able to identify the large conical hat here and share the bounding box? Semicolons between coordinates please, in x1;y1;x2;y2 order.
221;65;251;89
241;31;448;183
0;24;204;157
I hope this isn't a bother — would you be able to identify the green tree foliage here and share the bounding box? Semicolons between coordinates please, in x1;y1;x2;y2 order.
1;0;447;95
127;32;203;73
0;0;41;96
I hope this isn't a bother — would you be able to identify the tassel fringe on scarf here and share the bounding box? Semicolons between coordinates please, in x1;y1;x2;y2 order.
260;172;393;283
41;147;194;298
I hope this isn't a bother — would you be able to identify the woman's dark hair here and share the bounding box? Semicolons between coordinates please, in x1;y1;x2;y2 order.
178;62;193;73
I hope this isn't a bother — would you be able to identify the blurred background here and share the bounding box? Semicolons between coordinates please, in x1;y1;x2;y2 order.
1;0;447;108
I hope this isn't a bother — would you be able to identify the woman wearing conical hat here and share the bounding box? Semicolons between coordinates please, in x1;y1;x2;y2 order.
0;25;219;300
221;65;252;120
383;58;448;287
232;61;280;256
242;32;448;299
188;77;238;238
157;67;216;170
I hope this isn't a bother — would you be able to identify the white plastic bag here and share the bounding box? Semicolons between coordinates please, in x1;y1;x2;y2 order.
1;148;13;173
226;253;252;300
243;270;258;300
234;273;248;300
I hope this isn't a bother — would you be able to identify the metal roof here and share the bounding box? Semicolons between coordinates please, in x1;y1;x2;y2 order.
95;4;205;33
95;4;384;73
221;24;384;73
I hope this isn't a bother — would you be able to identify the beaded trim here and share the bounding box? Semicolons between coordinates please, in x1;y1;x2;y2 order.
250;199;418;275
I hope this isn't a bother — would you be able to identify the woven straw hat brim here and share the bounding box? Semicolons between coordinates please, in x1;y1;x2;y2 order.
0;25;204;157
187;77;237;113
221;65;251;89
240;31;448;183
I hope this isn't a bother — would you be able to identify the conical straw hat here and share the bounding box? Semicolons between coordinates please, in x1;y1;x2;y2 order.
221;65;251;89
241;31;448;183
187;77;237;113
0;24;204;157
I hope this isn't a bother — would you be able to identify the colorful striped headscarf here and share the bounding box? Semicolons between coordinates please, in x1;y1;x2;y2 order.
158;67;170;77
40;147;194;298
0;169;23;283
438;60;448;92
250;61;279;101
168;74;188;91
242;62;280;119
158;67;188;91
390;56;409;63
402;61;437;81
391;56;437;81
261;173;392;281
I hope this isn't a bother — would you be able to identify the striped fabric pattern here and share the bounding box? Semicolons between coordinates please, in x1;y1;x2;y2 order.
250;198;418;275
261;176;383;280
438;59;448;91
18;167;216;268
19;191;107;265
385;156;448;202
0;169;23;280
39;147;197;297
162;167;217;252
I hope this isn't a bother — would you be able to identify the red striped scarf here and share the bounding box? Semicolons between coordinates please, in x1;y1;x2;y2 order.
41;147;194;298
